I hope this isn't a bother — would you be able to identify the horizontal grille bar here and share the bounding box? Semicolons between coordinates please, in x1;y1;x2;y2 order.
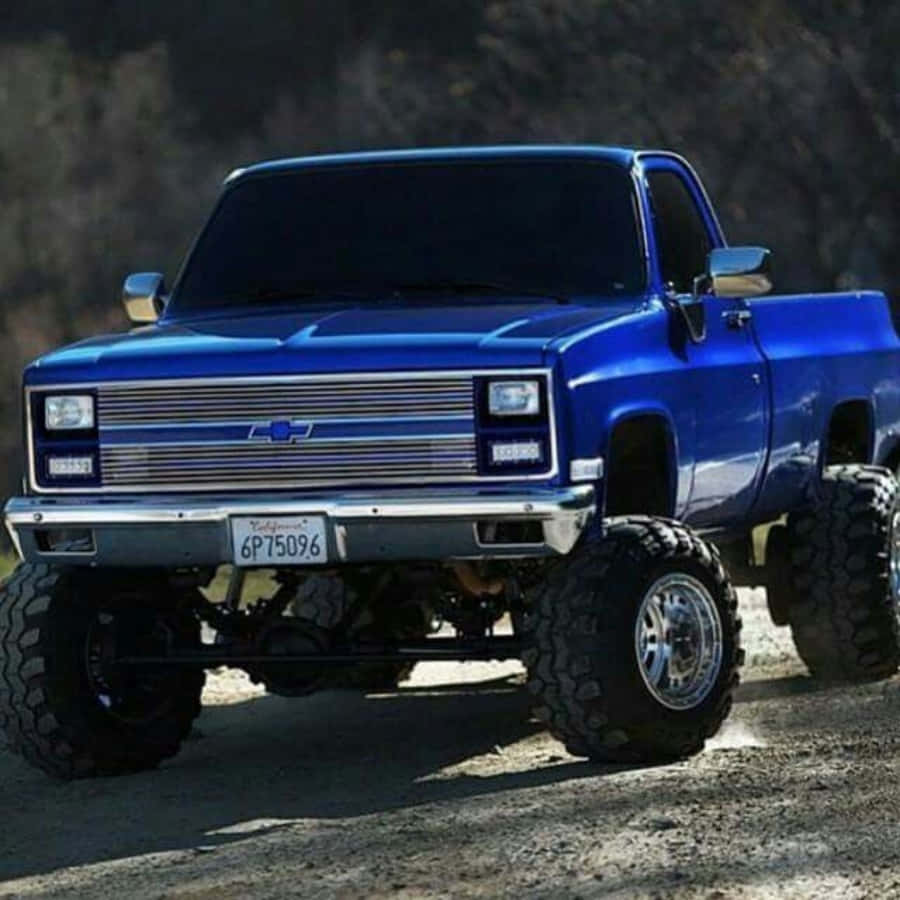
104;408;472;425
97;377;475;426
102;438;472;454
100;437;478;488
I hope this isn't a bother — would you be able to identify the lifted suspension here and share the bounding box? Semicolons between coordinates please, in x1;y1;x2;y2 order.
117;634;524;667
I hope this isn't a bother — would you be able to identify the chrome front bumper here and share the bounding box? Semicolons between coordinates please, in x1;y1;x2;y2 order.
4;486;596;568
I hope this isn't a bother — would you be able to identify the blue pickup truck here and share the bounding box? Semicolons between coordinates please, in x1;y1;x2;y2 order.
3;146;900;778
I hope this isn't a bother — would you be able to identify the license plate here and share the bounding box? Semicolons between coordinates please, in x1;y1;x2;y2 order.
231;516;328;567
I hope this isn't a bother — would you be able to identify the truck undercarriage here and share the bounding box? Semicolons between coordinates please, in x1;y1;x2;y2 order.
141;562;532;697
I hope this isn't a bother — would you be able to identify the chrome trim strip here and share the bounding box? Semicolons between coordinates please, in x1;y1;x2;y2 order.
100;407;475;423
97;433;476;449
6;485;593;526
4;516;23;559
99;413;475;430
25;368;559;494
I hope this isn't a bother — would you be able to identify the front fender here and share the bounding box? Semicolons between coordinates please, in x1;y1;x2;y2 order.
551;305;695;519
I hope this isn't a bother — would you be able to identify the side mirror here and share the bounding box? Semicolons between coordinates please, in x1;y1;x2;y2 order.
122;272;166;324
706;246;773;298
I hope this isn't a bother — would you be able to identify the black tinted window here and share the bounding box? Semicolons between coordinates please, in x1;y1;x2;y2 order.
647;171;711;293
172;160;645;310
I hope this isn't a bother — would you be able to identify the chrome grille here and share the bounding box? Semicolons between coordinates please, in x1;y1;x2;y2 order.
93;374;478;490
97;377;474;425
101;437;478;487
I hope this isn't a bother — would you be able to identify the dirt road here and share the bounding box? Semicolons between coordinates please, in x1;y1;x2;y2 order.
3;588;900;899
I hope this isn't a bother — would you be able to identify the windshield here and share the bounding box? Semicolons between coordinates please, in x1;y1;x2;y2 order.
170;160;645;311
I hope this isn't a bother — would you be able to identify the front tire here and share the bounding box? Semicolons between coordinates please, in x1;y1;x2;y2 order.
523;517;742;763
0;564;204;779
785;465;900;681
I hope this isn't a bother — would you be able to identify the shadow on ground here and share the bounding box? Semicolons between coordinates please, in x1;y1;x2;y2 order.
0;674;613;881
4;656;898;892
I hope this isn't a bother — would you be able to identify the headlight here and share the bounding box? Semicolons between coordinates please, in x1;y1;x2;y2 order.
44;395;95;430
488;380;540;417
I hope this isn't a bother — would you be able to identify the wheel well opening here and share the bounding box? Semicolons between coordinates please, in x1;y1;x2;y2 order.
824;400;872;466
604;416;672;517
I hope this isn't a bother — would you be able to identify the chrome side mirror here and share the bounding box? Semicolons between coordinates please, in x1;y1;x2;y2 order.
122;272;165;324
707;247;773;298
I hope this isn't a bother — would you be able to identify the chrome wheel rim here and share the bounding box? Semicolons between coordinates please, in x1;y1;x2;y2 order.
890;511;900;619
634;573;723;711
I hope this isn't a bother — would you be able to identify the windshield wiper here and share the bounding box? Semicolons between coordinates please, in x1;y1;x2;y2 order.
389;281;569;304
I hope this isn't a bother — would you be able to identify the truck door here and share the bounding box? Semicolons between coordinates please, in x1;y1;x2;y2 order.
644;162;769;528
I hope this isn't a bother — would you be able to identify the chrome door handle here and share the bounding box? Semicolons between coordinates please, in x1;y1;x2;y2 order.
722;309;753;329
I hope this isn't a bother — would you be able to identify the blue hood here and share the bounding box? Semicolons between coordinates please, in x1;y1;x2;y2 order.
27;299;640;385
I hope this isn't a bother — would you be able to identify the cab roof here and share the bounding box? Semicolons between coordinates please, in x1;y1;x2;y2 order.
225;145;643;184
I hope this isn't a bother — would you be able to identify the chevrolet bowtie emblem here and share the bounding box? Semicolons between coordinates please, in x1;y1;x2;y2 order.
249;420;314;443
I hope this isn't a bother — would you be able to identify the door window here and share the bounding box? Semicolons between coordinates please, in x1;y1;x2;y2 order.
647;171;712;294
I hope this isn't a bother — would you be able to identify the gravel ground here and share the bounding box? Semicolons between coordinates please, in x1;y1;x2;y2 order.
3;588;900;899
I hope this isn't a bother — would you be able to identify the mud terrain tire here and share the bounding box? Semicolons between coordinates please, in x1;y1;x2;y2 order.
786;465;900;681
523;517;742;763
0;563;204;779
292;574;424;689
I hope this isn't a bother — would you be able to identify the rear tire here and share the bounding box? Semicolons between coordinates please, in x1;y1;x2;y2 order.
0;563;204;779
292;573;425;689
786;465;900;681
523;517;742;763
764;524;792;626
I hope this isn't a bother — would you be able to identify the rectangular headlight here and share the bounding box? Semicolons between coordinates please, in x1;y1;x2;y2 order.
47;455;95;478
45;395;95;430
489;439;543;465
488;380;540;417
